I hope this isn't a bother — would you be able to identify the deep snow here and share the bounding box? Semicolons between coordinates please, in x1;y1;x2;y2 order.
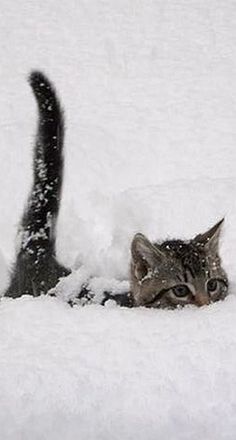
1;294;236;440
0;0;236;439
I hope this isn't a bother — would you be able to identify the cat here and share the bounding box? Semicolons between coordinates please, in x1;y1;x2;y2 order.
5;71;70;298
5;71;229;308
130;224;228;308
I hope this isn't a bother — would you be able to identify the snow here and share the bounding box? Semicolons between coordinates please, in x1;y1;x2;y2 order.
0;0;236;438
1;295;236;440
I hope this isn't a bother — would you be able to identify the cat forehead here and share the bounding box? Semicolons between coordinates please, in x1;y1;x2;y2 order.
158;239;208;276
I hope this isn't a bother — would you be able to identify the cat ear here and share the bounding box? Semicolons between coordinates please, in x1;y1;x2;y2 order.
193;218;224;254
131;233;166;280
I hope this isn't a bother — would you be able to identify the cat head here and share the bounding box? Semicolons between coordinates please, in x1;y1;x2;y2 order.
130;219;228;308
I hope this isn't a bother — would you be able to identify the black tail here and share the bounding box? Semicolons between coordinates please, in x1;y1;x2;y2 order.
5;71;70;298
22;71;64;254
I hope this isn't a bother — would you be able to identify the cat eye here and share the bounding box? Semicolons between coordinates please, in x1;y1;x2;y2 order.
172;284;191;298
207;279;218;292
207;278;227;296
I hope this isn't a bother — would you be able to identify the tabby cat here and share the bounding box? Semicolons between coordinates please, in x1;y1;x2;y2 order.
5;71;229;308
130;225;228;308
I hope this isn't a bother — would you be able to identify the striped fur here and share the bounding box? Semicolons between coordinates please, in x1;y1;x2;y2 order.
130;220;228;308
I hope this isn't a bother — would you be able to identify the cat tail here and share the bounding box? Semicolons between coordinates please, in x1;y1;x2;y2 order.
5;71;70;298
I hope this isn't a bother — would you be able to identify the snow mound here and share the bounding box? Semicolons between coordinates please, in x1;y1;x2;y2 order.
0;294;236;440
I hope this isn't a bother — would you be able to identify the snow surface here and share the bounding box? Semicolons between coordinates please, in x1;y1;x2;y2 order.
0;0;236;438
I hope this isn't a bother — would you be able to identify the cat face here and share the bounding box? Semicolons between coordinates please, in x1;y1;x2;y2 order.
130;219;228;308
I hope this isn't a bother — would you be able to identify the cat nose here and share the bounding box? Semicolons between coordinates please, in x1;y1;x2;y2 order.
195;292;210;307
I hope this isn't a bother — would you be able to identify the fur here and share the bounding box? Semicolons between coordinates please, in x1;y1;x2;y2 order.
5;72;70;298
130;220;228;308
